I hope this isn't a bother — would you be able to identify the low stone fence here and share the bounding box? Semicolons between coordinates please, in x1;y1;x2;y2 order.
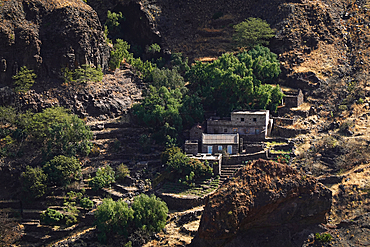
155;193;210;210
271;125;308;138
272;117;297;126
222;151;268;165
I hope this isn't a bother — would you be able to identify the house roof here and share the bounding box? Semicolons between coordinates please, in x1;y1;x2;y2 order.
202;133;239;145
232;110;269;115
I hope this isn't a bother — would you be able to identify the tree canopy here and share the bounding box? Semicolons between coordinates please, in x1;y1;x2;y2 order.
233;17;275;49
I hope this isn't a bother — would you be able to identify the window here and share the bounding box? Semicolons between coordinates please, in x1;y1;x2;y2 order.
207;146;213;154
253;118;257;122
218;146;222;151
241;118;244;122
224;128;227;133
227;145;232;154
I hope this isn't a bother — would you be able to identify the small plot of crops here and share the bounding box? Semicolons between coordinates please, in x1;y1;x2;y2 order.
159;177;220;197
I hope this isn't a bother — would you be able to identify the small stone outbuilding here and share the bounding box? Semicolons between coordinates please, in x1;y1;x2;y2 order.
283;89;304;108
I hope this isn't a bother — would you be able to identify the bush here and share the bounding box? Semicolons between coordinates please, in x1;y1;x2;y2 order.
89;165;115;190
20;166;48;199
95;198;134;243
43;155;81;187
132;194;168;233
116;163;130;182
162;147;213;181
40;208;64;225
146;43;161;54
233;17;275;49
12;66;37;93
315;232;332;242
80;197;94;209
62;64;103;83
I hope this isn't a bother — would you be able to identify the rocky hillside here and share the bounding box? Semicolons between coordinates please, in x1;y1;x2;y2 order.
0;0;109;85
191;159;332;247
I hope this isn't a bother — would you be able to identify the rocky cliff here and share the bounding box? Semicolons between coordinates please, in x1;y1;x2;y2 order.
0;0;109;85
191;159;332;247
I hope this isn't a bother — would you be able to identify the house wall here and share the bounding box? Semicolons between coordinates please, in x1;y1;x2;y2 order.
207;111;269;140
189;125;204;141
283;90;304;108
185;140;198;155
201;144;238;154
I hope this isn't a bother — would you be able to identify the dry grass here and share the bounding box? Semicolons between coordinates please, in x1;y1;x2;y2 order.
294;41;343;79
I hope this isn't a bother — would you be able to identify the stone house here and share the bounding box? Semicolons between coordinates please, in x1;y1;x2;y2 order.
201;133;239;154
207;110;273;141
283;89;304;108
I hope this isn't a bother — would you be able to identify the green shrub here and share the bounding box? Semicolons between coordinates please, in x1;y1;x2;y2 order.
233;17;275;49
116;163;130;182
131;194;168;233
315;232;332;242
40;208;64;225
162;147;213;181
80;197;94;209
12;66;37;93
89;165;115;190
95;198;134;243
20;166;48;199
94;195;168;244
146;43;161;54
43;155;81;187
26;107;93;157
62;64;103;83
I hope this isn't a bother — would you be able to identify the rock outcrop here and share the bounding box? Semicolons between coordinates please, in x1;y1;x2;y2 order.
0;0;109;84
191;159;332;247
14;66;143;119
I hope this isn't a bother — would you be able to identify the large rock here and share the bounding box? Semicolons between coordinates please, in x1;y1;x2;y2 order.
0;0;109;85
191;159;332;247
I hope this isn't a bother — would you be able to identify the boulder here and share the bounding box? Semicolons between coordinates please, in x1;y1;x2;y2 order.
191;159;332;247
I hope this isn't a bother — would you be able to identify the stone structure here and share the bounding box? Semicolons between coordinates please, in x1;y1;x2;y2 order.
189;123;205;142
207;110;272;141
185;140;199;155
283;89;304;108
202;133;239;155
187;153;222;175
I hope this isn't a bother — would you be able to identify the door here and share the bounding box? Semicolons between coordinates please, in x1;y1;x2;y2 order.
208;146;213;154
227;145;232;154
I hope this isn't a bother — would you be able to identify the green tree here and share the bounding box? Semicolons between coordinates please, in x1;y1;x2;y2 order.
131;194;168;233
26;107;93;156
132;86;183;143
20;166;47;199
109;39;132;70
151;67;186;90
12;66;37;93
95;198;134;243
43;155;81;186
233;17;275;49
105;11;125;36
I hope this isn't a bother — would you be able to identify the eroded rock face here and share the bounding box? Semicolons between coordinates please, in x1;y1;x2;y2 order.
0;0;109;84
191;159;332;247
